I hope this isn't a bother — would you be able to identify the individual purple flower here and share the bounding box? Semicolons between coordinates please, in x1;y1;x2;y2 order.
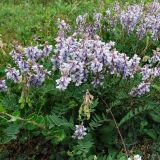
136;24;147;39
129;82;151;97
10;47;23;62
76;13;88;34
153;66;160;77
0;80;7;91
93;13;102;30
70;61;85;86
5;67;20;83
126;54;141;78
129;54;141;67
28;74;45;87
106;9;111;16
27;63;49;87
76;14;87;26
57;18;70;31
24;46;42;61
71;70;85;86
140;65;153;81
72;124;87;140
42;43;52;57
151;48;160;63
57;19;70;40
56;76;71;90
114;2;120;13
17;60;29;72
92;75;104;87
91;59;103;73
32;64;44;74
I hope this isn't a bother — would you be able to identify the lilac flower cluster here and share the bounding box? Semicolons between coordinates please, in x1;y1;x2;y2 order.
0;80;7;92
120;5;143;34
137;2;160;40
129;82;151;97
106;1;160;40
52;19;141;90
93;13;102;30
105;2;120;29
130;48;160;96
56;2;159;41
6;43;52;87
57;18;70;40
53;16;160;97
75;13;102;37
72;124;87;140
76;13;88;34
53;18;142;89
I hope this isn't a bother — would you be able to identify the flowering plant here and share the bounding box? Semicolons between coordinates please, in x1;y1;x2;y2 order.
0;1;160;160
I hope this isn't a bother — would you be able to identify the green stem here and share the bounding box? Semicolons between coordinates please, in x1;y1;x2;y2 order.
0;112;45;130
102;99;129;158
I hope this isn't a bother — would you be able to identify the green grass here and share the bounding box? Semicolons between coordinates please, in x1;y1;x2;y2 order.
0;0;106;67
0;0;152;45
0;0;104;45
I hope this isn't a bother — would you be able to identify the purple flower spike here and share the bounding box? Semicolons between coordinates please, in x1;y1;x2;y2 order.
129;82;151;97
5;67;20;83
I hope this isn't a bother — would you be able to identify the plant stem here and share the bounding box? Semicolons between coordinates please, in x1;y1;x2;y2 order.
102;99;129;158
140;36;150;57
0;112;45;129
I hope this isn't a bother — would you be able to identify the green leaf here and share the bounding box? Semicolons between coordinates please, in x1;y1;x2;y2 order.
117;152;127;160
143;129;157;140
119;104;159;126
0;105;6;113
19;96;25;109
46;114;73;129
12;110;20;117
51;129;66;144
0;123;21;144
149;111;160;123
152;84;160;92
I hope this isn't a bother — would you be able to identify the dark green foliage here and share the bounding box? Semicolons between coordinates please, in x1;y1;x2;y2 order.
0;0;160;159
